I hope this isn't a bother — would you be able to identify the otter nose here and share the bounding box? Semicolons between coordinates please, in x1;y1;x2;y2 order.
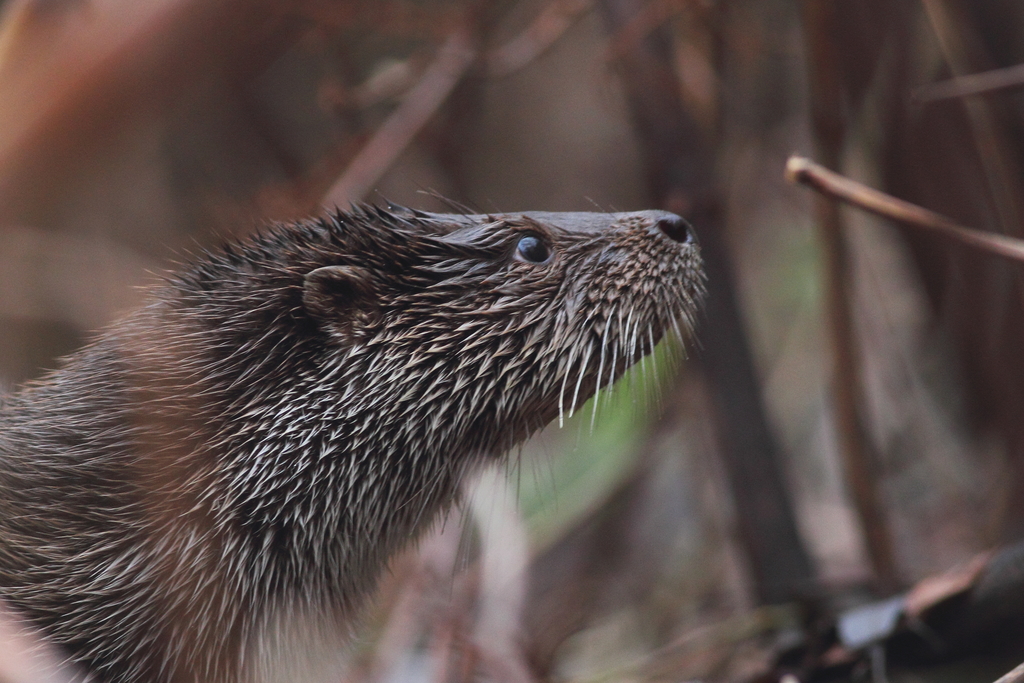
655;214;695;244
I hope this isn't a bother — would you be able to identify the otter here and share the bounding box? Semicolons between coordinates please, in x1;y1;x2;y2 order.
0;205;703;683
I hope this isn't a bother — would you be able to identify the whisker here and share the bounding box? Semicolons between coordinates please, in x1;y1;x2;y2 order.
636;319;649;400
626;310;641;403
624;307;637;364
568;341;594;419
626;317;634;366
514;445;523;498
647;326;659;380
591;317;611;431
670;311;685;345
557;343;578;428
608;307;621;394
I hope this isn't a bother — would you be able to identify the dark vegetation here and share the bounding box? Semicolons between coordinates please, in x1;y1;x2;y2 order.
1;0;1024;681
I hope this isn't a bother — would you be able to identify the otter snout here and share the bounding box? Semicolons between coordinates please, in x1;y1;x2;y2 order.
653;214;694;244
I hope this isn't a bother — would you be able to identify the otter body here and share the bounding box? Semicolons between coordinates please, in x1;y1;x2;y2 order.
0;206;703;683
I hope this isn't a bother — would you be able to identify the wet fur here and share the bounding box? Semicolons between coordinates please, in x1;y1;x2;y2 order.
0;206;704;682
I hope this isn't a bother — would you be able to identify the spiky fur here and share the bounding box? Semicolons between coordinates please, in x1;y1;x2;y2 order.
0;206;704;682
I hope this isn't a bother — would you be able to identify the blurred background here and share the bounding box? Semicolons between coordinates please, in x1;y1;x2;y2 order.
1;0;1024;682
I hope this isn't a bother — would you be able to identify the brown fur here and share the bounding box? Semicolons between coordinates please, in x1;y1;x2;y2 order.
0;206;704;682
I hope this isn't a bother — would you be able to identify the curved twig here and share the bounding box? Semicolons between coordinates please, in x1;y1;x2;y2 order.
786;155;1024;263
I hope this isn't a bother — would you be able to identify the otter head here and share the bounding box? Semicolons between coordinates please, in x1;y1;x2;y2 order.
171;205;703;507
296;206;705;458
167;204;705;552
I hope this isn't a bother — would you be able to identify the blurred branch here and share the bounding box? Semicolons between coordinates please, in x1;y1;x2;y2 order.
486;0;592;77
768;542;1024;681
799;0;900;592
317;57;423;116
995;662;1024;683
635;605;798;682
325;29;477;205
0;225;160;329
567;604;798;683
920;0;1024;240
469;467;534;683
604;0;682;63
0;0;303;214
599;0;815;604
321;0;591;112
301;0;462;40
886;1;1024;545
914;62;1024;102
787;156;1024;263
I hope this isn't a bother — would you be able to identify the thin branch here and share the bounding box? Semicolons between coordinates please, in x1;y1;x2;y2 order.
599;0;815;604
799;0;899;592
604;0;683;63
920;0;1024;240
324;29;477;206
994;662;1024;683
0;0;301;207
786;155;1024;263
914;62;1024;102
301;1;460;40
486;0;592;77
311;0;596;213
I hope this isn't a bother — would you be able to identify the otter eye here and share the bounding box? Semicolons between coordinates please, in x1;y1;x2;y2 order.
515;234;550;264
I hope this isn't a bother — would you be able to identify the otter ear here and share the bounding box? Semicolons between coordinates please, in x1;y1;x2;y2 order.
302;266;377;328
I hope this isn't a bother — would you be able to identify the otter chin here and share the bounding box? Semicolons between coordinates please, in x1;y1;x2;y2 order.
0;205;704;683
